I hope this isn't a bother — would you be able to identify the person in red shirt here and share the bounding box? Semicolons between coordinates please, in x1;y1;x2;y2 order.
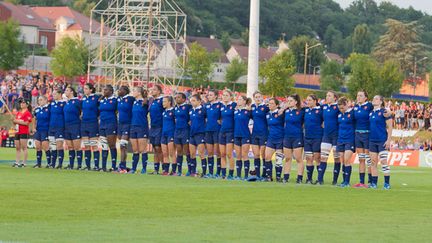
12;99;33;167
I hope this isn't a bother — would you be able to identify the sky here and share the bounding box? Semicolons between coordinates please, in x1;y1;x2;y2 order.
334;0;432;14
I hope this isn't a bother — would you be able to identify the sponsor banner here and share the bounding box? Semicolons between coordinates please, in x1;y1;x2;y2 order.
349;150;420;168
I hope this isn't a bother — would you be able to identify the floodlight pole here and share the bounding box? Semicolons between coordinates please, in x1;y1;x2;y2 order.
247;0;260;98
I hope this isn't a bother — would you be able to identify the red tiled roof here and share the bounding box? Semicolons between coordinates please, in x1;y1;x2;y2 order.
186;36;229;63
31;6;101;33
231;45;275;62
0;2;55;31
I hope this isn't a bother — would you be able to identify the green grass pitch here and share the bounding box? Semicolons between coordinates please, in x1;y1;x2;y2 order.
0;148;431;242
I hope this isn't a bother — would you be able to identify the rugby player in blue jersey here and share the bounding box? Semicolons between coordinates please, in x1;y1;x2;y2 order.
219;90;236;179
161;96;176;176
129;87;149;174
251;91;269;179
63;86;82;170
32;96;50;168
149;85;164;174
174;92;192;176
281;94;304;183
233;95;252;180
304;95;323;184
117;86;135;173
48;89;66;169
189;94;207;177
98;85;118;172
336;97;356;187
369;95;393;190
80;83;100;171
204;89;221;178
263;98;284;182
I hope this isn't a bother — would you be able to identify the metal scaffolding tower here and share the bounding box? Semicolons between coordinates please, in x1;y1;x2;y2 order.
88;0;187;88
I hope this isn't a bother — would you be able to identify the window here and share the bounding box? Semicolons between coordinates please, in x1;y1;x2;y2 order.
40;35;48;48
217;68;223;73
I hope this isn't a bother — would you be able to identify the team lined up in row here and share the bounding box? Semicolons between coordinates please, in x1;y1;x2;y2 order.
21;83;392;189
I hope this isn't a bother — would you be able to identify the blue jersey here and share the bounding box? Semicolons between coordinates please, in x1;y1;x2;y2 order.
234;108;251;138
322;103;339;137
369;108;391;143
81;94;100;123
220;102;237;133
162;108;175;136
251;103;269;137
174;103;192;130
117;95;135;124
64;98;81;126
189;105;206;136
149;96;164;128
354;102;373;131
337;109;356;143
99;96;117;125
49;100;66;128
33;105;50;132
284;108;304;138
131;98;149;127
205;101;221;132
304;106;323;139
266;109;285;140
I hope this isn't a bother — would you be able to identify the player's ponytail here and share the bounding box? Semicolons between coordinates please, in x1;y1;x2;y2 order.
288;93;302;110
308;94;319;107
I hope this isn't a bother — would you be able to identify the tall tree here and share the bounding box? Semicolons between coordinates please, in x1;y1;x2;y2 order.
352;24;373;53
376;59;404;97
0;20;27;71
220;32;231;52
182;42;220;87
72;0;96;17
373;19;428;75
225;58;246;91
259;50;296;97
320;60;344;92
288;35;325;74
50;36;91;79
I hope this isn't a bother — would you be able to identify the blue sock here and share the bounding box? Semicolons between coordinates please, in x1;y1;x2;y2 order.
306;165;314;181
384;175;390;184
244;160;250;178
154;162;160;173
318;162;327;182
76;150;83;167
141;153;148;170
284;173;290;181
84;150;91;167
45;150;51;166
171;163;177;173
120;161;127;170
208;157;214;175
176;155;183;174
229;169;234;177
345;165;352;184
36;151;42;165
163;163;169;173
216;158;221;175
51;150;57;167
296;174;303;182
191;158;197;174
58;150;64;166
110;148;117;169
101;150;108;169
221;168;227;177
275;164;282;180
236;160;242;177
254;158;260;176
94;151;100;168
69;150;75;168
132;153;139;171
261;159;267;178
333;162;341;183
368;173;372;184
265;161;273;179
360;173;365;184
373;176;378;185
342;165;347;184
201;158;207;175
186;155;191;173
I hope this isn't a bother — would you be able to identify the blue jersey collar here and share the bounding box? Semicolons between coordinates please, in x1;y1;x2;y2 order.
193;105;202;110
